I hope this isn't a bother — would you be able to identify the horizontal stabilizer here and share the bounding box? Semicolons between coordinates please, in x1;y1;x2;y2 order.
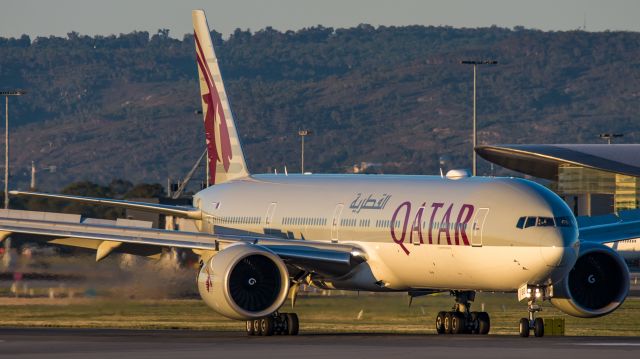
9;191;202;219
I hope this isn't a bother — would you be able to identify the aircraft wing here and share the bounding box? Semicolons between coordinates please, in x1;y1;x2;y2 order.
0;209;365;277
578;209;640;244
9;191;202;219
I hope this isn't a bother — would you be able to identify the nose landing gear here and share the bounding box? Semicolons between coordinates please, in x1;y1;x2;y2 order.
519;298;545;337
435;291;490;335
518;285;549;337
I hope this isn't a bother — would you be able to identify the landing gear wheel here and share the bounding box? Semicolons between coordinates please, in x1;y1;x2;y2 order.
443;312;453;334
519;318;530;337
286;313;299;336
477;312;490;335
533;318;544;337
253;319;262;336
469;312;479;334
275;313;287;335
435;311;446;334
246;320;255;336
451;312;466;334
260;316;274;336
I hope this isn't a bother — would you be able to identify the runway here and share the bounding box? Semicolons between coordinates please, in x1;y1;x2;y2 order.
0;328;639;359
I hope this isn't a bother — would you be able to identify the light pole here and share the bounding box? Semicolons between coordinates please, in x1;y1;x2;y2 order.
460;60;497;176
1;90;26;209
298;129;312;173
599;133;623;145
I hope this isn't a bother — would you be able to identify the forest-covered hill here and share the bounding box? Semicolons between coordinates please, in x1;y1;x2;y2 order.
1;25;639;191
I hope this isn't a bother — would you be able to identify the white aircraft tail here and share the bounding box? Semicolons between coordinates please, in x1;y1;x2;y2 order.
193;10;249;185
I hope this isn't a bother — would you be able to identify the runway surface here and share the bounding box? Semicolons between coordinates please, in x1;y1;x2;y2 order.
0;328;639;359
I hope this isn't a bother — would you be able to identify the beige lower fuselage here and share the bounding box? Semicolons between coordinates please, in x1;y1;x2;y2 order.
193;174;579;293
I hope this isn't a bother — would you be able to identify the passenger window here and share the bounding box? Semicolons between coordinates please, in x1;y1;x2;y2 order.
537;217;555;227
524;217;536;228
516;217;526;229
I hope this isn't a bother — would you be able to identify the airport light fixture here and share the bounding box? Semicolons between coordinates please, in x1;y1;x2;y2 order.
460;60;498;176
1;90;26;209
298;129;312;173
599;133;623;145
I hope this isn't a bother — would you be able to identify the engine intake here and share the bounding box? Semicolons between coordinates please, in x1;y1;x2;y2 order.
551;243;629;318
197;244;289;320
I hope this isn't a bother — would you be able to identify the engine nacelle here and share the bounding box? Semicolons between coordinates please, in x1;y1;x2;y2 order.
551;242;629;318
197;244;290;320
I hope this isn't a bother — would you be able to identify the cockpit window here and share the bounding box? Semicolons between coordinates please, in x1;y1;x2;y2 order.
524;217;536;228
517;215;573;229
554;216;572;227
536;217;555;227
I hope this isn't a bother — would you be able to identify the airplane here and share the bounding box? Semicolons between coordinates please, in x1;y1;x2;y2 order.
0;9;635;338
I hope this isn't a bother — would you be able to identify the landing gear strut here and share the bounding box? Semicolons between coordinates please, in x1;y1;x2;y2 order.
435;291;490;335
246;312;299;336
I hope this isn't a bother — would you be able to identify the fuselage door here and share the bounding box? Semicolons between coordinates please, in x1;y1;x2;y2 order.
331;203;344;243
265;202;277;228
471;208;489;247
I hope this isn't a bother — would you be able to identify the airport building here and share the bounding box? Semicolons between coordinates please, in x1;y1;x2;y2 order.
476;144;640;216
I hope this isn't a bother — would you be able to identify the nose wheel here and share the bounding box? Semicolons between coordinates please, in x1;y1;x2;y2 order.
519;300;545;337
435;291;490;335
246;312;299;336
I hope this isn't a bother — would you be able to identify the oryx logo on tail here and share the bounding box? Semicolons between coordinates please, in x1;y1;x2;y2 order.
192;10;249;186
194;32;232;184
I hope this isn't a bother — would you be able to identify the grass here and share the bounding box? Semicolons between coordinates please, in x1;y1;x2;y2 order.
0;293;638;336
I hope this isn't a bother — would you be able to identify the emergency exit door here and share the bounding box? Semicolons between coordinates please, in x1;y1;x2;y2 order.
331;204;344;243
265;202;277;228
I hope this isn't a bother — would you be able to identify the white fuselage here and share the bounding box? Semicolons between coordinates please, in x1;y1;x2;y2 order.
608;239;640;263
193;174;579;292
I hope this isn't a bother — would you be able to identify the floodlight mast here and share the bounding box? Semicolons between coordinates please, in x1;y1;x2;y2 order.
460;61;497;176
1;90;26;209
298;129;312;173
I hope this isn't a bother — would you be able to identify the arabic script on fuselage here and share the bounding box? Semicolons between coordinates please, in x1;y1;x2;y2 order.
349;193;392;213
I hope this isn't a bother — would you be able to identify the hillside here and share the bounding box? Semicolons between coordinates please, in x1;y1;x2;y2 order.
1;26;639;191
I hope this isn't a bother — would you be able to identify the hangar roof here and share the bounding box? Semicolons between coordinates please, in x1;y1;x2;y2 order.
475;144;640;180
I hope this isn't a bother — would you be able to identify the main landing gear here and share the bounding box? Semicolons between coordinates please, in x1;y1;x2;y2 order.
246;312;299;336
435;291;490;335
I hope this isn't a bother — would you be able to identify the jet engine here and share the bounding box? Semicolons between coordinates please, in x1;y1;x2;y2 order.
551;242;629;318
197;244;290;320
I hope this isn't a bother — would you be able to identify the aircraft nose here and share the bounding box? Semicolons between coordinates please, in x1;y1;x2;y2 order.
540;230;579;267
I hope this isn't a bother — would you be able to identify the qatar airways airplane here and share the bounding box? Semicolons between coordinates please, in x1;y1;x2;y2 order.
0;10;635;338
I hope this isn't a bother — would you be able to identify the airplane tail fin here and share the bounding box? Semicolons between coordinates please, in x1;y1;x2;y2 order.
192;9;249;185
